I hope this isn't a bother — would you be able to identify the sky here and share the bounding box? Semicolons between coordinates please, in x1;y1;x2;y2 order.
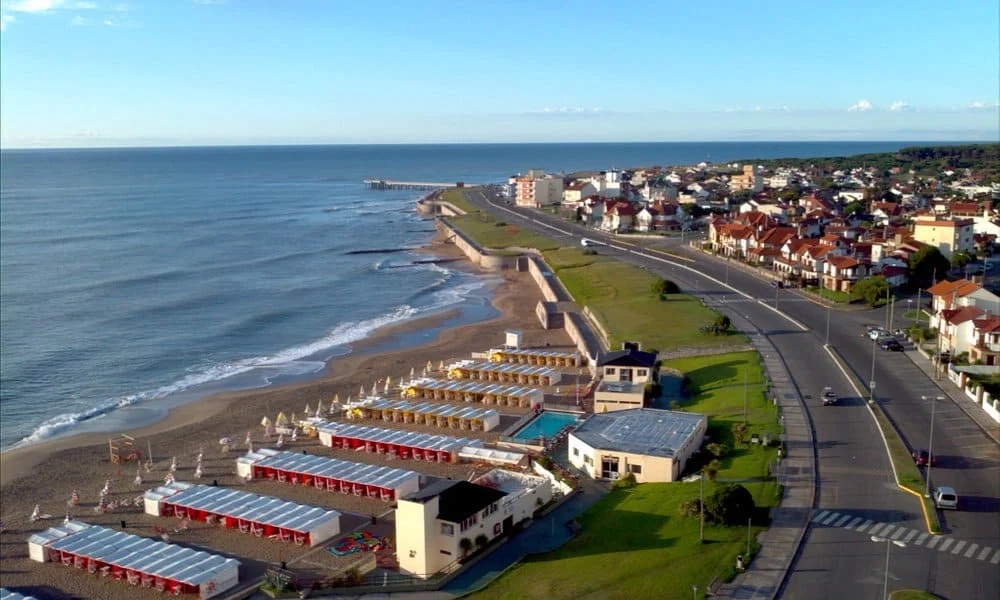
0;0;998;147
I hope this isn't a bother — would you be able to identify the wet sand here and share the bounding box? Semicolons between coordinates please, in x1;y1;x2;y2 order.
0;237;581;599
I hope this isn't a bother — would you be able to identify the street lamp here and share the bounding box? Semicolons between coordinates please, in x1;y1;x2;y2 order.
692;584;699;600
825;303;832;347
921;395;944;498
869;336;877;403
907;299;913;325
870;535;906;600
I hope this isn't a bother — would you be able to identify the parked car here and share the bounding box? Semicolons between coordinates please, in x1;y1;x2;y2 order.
911;448;936;467
868;327;890;340
822;386;838;406
934;486;959;510
880;339;904;352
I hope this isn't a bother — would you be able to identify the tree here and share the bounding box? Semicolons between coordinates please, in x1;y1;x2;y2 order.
843;200;866;215
459;537;473;557
851;275;890;307
651;278;680;298
704;459;721;481
678;498;702;519
611;472;638;490
908;246;951;287
705;484;756;525
952;251;972;269
706;443;728;458
731;422;748;445
474;534;489;550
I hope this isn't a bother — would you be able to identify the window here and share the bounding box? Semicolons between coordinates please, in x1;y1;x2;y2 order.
440;523;454;536
637;369;647;377
573;447;579;456
605;368;616;375
630;464;643;474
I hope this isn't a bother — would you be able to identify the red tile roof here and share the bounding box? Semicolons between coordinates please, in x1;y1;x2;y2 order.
827;255;860;269
973;317;1000;333
941;306;984;325
926;278;980;299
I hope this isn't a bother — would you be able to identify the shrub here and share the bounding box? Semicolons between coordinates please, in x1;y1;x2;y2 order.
474;534;489;549
536;455;554;471
678;498;702;519
731;422;748;444
644;382;663;400
611;472;637;490
705;484;756;525
706;442;728;458
495;221;507;227
459;537;473;557
651;278;680;299
704;459;721;481
701;314;733;335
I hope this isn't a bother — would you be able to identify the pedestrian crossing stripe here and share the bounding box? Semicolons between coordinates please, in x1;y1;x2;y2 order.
810;509;996;562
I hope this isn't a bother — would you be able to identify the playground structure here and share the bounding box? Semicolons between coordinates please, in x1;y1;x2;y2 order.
108;434;140;465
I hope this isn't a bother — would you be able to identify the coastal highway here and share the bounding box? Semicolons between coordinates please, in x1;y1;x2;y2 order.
461;189;1000;599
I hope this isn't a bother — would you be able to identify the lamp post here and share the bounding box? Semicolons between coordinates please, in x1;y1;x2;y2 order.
922;395;943;498
907;299;914;325
699;472;705;543
692;584;699;600
871;535;906;600
869;336;877;403
825;303;832;347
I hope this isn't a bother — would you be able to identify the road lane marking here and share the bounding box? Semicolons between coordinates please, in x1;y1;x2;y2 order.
938;539;954;552
855;519;874;532
812;510;830;523
903;530;919;543
844;517;863;530
950;540;967;554
891;528;908;540
927;536;942;549
868;524;887;536
833;515;853;527
991;549;1000;564
977;546;993;560
964;543;979;558
821;513;841;525
879;526;897;538
914;533;929;546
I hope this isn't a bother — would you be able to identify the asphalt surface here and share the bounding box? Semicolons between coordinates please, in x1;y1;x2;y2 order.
463;190;999;599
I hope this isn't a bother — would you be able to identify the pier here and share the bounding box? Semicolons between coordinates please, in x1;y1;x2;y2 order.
363;179;461;191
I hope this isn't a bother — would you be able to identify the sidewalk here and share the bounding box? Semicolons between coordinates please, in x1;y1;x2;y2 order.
903;345;1000;444
699;302;815;600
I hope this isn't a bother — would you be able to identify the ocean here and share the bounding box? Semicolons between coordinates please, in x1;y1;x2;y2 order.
0;141;933;449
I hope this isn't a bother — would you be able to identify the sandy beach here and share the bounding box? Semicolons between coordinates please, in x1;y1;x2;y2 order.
0;235;580;599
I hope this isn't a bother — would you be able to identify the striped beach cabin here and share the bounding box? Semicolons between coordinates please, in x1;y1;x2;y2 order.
236;449;420;501
317;422;480;463
489;347;581;367
144;482;340;546
403;377;544;408
27;521;239;598
447;360;561;386
356;399;501;432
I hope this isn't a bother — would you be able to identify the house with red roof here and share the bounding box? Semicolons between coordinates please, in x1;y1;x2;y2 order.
937;305;986;355
822;255;868;292
969;316;1000;365
601;200;637;233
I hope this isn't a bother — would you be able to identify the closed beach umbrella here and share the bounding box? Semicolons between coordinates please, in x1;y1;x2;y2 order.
304;403;311;417
438;360;444;371
315;400;324;418
360;384;366;397
426;361;433;372
290;412;297;425
333;392;340;404
410;367;415;380
275;412;288;427
260;416;271;427
384;377;391;393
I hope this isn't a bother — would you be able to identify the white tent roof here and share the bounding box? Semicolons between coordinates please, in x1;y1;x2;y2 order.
363;399;499;421
145;482;339;532
458;446;525;465
240;450;419;490
405;378;542;400
453;360;556;378
316;422;481;452
489;347;580;360
32;521;238;586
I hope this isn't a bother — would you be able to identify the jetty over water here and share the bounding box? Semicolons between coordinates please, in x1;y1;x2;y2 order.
363;179;460;191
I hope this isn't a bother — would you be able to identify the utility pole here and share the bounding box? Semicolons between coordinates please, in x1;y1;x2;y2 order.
743;371;749;424
746;516;752;558
888;294;895;331
925;395;939;498
699;472;705;543
869;336;877;403
825;303;832;347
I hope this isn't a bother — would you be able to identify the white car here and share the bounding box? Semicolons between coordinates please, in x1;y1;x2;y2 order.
868;328;890;340
934;486;959;510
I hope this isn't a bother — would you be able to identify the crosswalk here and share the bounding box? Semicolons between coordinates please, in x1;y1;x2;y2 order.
811;509;1000;564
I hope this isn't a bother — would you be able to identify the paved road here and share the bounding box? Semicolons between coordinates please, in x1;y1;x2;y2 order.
462;190;999;599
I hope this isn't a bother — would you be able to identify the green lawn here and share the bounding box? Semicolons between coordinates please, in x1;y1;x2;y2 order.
542;248;748;351
889;591;940;600
465;481;778;600
439;188;476;213
447;213;562;251
663;352;780;479
804;286;852;303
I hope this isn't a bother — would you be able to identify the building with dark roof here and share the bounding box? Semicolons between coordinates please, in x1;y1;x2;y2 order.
568;408;706;482
594;344;658;413
396;473;550;578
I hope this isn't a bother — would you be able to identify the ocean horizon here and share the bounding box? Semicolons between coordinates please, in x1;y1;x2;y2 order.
0;140;967;450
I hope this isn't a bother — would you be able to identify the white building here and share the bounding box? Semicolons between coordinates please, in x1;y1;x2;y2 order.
515;171;564;207
568;408;707;482
912;217;975;260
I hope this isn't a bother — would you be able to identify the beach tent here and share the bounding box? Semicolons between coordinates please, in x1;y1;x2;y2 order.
448;361;561;386
357;399;501;432
403;378;544;408
458;446;528;466
316;422;481;463
1;589;40;600
144;482;340;547
28;521;238;598
236;449;420;501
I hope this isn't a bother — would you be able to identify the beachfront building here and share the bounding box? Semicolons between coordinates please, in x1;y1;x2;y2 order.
403;378;544;408
28;521;240;598
236;449;421;501
144;482;341;546
730;165;763;193
447;360;561;386
489;347;582;368
352;399;502;432
395;470;551;578
317;422;481;463
568;408;707;482
593;344;658;413
515;171;564;208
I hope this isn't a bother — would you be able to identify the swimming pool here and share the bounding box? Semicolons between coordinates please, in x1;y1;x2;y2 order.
510;410;582;441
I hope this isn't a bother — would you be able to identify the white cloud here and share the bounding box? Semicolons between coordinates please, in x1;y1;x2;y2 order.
889;100;908;112
69;13;85;24
847;99;874;112
969;100;987;109
102;16;117;25
0;13;13;29
4;0;64;13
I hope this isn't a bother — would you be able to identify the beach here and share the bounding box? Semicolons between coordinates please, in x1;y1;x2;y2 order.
0;234;579;599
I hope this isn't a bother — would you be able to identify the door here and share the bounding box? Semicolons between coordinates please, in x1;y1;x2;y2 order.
502;516;514;534
601;456;620;479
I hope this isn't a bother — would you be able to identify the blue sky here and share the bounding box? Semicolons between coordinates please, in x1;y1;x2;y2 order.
1;0;998;147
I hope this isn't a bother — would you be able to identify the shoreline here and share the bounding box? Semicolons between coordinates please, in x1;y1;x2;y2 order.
0;235;497;485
